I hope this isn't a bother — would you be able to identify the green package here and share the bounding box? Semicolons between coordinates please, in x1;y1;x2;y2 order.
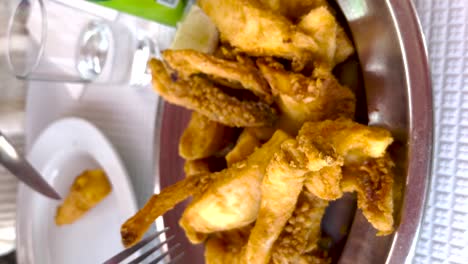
87;0;188;26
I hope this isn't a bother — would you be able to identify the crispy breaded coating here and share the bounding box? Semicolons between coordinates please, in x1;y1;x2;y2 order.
342;156;395;235
179;111;232;160
298;6;354;67
258;0;327;20
120;172;212;247
243;140;310;264
258;59;355;134
271;190;329;264
180;131;291;237
225;129;262;167
55;169;111;226
149;59;277;127
184;159;212;177
205;227;251;264
244;126;277;142
304;165;343;201
163;49;272;103
298;119;394;163
198;0;319;61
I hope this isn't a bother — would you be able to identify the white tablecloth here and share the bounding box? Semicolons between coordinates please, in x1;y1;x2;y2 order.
413;0;468;263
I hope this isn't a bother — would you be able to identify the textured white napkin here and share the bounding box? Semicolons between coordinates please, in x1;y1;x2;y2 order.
412;0;468;263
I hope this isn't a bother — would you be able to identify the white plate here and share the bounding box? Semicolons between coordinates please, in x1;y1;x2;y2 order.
16;118;137;264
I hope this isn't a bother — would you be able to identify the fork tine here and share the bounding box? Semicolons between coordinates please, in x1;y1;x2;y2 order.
148;243;181;264
166;251;185;264
102;228;169;264
127;235;175;264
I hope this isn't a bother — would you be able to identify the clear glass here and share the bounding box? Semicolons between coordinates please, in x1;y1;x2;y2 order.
6;0;135;84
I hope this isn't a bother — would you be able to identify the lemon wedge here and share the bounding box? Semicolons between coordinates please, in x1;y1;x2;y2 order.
170;5;219;53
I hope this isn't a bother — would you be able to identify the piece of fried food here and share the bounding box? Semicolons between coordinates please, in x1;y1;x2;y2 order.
304;165;343;201
243;140;311;264
342;156;395;235
244;126;277;142
198;0;319;61
163;49;272;103
298;119;395;234
270;190;329;264
298;6;354;67
257;59;355;134
225;129;262;167
121;172;212;247
55;169;111;226
179;111;232;160
184;159;212;177
149;58;277;127
258;0;327;20
205;227;251;264
297;119;394;163
180;130;291;239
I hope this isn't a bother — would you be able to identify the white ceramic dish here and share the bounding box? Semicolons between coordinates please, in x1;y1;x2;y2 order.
16;118;137;264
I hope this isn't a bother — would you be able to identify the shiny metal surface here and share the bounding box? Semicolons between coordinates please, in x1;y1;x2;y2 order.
0;132;61;200
336;0;433;263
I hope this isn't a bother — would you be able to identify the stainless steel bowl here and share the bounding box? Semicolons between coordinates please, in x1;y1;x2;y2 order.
337;0;433;263
157;0;433;263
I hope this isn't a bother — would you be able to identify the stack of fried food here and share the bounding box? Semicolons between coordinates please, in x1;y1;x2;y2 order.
121;0;396;263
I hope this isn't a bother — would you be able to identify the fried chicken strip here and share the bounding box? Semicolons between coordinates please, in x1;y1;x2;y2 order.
243;140;310;264
297;119;394;163
179;111;232;160
257;59;355;134
304;165;343;201
298;119;395;233
184;159;212;177
298;6;354;67
243;134;341;264
225;129;262;167
149;58;277;127
342;156;395;235
55;169;111;226
258;0;327;20
163;49;272;103
198;0;319;61
180;130;291;240
205;227;252;264
120;172;212;247
271;190;329;264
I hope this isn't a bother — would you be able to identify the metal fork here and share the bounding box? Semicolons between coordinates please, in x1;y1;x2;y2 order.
103;228;184;264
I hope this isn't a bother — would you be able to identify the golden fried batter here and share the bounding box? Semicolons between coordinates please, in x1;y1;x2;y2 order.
184;159;212;177
225;129;262;167
180;131;291;238
298;119;394;163
258;0;327;20
163;49;272;103
179;111;232;160
342;156;395;235
205;227;251;264
244;126;277;142
304;165;343;201
121;172;212;247
198;0;319;61
298;6;354;67
149;59;277;127
55;169;111;226
271;190;329;264
257;59;355;134
243;140;310;264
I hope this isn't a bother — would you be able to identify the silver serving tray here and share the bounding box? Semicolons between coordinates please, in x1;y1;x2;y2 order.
157;0;433;263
